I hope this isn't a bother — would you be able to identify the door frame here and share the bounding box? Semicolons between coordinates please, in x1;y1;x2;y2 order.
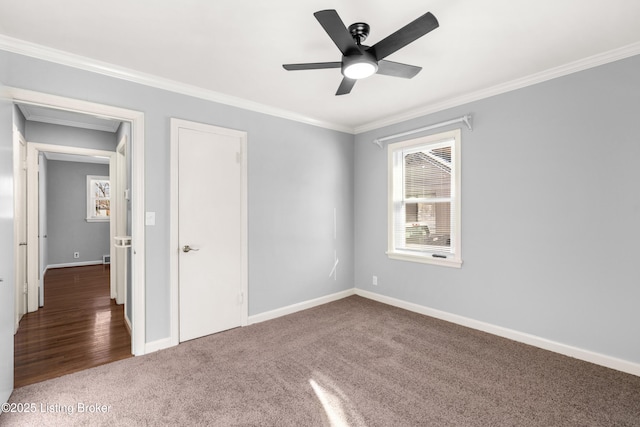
9;87;146;356
169;118;248;346
37;152;47;307
12;127;27;332
115;135;127;306
26;143;117;311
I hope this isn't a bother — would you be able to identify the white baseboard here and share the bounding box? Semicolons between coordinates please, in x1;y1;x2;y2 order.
248;288;355;325
144;289;355;356
140;287;640;377
144;337;173;355
355;289;640;377
47;260;104;269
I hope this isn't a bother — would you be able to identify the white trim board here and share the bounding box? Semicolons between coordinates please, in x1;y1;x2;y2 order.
248;289;355;325
0;35;351;134
125;285;640;379
355;289;640;378
9;87;147;357
47;261;105;269
144;337;173;355
354;41;640;133
2;34;639;135
144;289;356;355
26;142;117;313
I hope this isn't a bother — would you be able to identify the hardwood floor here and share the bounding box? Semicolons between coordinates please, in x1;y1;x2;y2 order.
14;264;132;388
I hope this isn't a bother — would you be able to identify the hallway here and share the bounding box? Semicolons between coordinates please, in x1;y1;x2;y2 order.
14;265;132;388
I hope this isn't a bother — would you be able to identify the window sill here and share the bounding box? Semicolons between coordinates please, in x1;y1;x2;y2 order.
86;218;109;223
387;251;462;268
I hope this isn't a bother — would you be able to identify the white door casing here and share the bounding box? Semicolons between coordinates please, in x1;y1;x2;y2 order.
115;135;127;306
13;129;27;330
10;86;146;356
26;143;117;312
38;152;47;307
170;119;248;344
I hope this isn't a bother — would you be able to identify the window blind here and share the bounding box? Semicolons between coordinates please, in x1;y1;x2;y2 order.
393;139;455;255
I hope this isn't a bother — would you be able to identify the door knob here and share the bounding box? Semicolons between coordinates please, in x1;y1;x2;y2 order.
182;245;200;253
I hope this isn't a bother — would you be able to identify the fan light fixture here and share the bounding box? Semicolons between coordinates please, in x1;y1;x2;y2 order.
342;53;378;80
343;61;377;79
282;10;439;95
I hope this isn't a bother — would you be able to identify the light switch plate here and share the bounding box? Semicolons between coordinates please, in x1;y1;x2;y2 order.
145;212;156;226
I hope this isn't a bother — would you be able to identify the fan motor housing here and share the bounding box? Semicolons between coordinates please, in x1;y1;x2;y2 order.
348;22;370;44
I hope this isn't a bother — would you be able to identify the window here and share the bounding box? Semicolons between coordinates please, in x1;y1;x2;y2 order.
86;175;110;222
387;129;461;267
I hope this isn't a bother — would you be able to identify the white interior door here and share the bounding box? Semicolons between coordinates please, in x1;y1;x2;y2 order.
177;123;246;342
115;136;127;305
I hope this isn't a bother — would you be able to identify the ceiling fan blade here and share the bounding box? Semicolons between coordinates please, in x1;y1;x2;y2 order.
376;60;422;78
372;12;439;60
283;62;342;71
314;9;362;56
336;77;356;95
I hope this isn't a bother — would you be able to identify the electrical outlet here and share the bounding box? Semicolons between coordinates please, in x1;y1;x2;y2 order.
372;275;378;286
74;252;80;259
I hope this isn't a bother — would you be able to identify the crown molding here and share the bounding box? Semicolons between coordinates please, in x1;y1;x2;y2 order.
2;34;639;136
354;41;640;134
0;34;354;134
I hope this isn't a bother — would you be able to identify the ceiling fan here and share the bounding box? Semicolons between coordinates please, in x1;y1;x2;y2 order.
283;9;439;95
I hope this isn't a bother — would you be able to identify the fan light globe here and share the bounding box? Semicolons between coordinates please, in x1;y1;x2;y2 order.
343;62;377;79
342;50;379;80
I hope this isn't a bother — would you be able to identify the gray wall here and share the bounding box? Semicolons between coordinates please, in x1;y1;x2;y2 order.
3;47;637;368
24;121;118;267
354;54;640;364
0;80;16;401
46;160;110;265
25;121;117;151
0;50;355;344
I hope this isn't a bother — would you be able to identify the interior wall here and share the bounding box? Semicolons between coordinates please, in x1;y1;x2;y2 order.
0;81;16;402
23;120;117;268
0;50;355;344
25;121;117;151
46;160;110;266
11;47;637;369
11;106;27;313
354;54;640;365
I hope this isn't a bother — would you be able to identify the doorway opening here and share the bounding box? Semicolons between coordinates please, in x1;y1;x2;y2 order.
10;88;146;389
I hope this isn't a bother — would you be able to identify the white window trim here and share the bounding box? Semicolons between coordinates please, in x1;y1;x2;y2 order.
387;128;462;268
86;175;110;222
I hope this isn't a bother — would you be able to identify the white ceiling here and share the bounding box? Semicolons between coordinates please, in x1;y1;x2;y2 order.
1;0;640;132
